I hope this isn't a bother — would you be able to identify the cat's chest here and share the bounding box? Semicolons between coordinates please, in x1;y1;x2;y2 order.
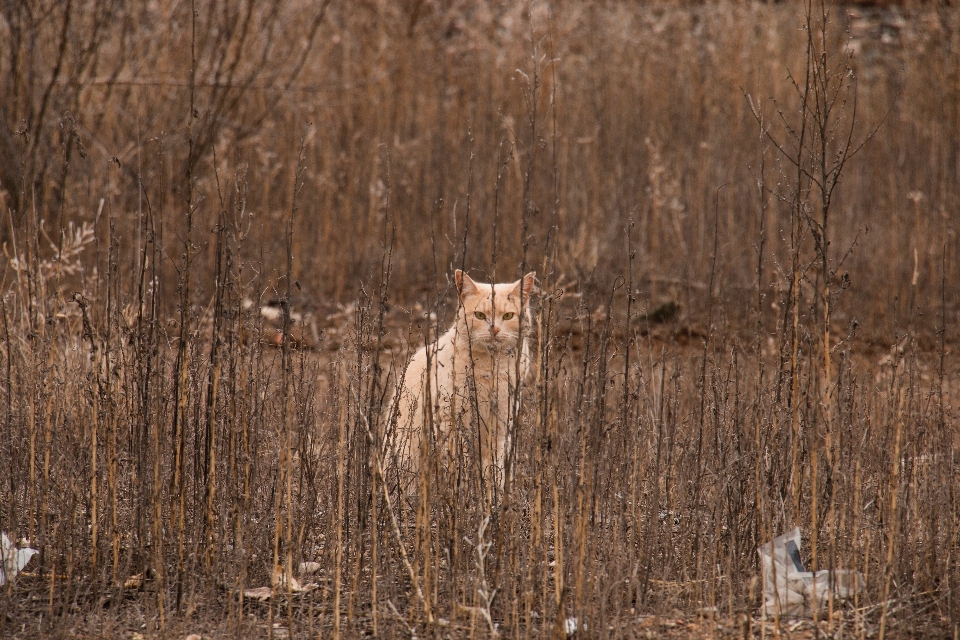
452;350;515;387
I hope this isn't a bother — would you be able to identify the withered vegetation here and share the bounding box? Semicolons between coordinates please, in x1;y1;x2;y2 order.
0;1;957;638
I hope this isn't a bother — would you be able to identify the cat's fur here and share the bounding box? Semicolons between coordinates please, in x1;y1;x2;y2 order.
387;270;536;498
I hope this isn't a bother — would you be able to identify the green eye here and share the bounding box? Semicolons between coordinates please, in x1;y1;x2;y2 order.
502;312;514;320
474;311;486;320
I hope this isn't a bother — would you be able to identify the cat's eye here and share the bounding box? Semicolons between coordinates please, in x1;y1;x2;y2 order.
502;312;514;320
474;311;487;320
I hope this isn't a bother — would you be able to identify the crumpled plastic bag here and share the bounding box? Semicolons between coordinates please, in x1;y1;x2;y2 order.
1;532;38;586
758;527;863;617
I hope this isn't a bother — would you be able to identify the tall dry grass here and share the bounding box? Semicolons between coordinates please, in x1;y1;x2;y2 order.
0;0;957;638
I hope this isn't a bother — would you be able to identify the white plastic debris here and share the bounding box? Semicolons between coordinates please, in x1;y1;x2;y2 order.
758;527;863;617
565;617;586;636
242;564;318;601
298;561;322;575
0;532;38;585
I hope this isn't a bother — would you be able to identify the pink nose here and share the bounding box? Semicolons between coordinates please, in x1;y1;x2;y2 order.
491;325;500;336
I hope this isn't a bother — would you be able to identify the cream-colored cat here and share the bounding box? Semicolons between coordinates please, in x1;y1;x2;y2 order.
387;270;536;499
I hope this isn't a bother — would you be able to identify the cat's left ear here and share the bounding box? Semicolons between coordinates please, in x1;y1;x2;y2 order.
512;272;537;302
456;269;480;299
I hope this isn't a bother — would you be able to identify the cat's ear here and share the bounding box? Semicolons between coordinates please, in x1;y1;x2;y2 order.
455;270;480;299
512;272;537;301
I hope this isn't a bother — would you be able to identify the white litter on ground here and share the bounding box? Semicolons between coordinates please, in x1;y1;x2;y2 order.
0;532;38;586
298;561;322;575
758;527;863;617
565;616;586;636
242;564;318;601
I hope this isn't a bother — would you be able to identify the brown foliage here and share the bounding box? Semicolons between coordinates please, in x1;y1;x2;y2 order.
0;1;957;637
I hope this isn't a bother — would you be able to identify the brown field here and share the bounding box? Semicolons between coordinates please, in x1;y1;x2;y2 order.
0;0;958;638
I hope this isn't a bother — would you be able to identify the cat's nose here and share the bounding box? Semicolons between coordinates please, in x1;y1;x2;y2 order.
491;325;500;336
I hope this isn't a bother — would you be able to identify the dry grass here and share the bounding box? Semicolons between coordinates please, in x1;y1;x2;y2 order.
0;0;958;638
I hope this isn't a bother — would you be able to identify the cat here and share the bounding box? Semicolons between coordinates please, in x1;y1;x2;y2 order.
385;270;536;501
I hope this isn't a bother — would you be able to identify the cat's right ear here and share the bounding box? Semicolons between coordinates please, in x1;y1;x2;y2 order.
455;270;479;299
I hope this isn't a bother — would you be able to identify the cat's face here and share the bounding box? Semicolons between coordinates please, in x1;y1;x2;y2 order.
455;270;536;349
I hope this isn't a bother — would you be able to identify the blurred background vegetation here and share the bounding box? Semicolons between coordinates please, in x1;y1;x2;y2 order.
1;0;956;335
